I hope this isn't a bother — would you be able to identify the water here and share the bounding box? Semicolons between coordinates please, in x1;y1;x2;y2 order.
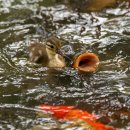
0;0;130;129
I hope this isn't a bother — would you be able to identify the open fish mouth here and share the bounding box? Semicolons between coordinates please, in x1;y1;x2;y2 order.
73;52;99;72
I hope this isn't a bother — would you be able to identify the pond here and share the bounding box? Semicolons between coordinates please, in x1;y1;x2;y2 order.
0;0;130;129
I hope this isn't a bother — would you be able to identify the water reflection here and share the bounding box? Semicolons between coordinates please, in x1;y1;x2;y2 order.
0;0;130;129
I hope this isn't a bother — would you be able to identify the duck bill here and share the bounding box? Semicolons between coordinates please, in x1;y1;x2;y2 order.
73;52;99;72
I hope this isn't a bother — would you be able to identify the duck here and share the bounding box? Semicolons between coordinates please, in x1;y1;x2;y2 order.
28;36;66;68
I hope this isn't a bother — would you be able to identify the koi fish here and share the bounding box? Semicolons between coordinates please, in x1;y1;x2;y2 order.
39;104;115;130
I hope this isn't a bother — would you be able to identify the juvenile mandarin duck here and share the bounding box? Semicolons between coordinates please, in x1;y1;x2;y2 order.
28;36;66;68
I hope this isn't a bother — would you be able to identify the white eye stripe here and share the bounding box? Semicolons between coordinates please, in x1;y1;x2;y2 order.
46;42;55;48
46;42;56;47
46;42;52;46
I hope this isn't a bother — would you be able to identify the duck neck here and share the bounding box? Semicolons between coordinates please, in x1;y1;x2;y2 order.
46;47;56;60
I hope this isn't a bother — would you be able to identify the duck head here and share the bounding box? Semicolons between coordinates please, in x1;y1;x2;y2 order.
28;36;66;68
45;36;66;68
45;36;62;56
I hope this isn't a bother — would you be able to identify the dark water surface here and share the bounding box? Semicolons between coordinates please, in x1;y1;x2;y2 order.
0;0;130;129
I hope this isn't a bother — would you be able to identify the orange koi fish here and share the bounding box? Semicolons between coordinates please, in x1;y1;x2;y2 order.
39;104;115;130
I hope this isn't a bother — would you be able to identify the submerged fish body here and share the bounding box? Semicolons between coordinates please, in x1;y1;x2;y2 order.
38;104;115;130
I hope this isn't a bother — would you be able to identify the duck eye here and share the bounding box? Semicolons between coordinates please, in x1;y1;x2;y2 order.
46;42;55;49
50;45;54;49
